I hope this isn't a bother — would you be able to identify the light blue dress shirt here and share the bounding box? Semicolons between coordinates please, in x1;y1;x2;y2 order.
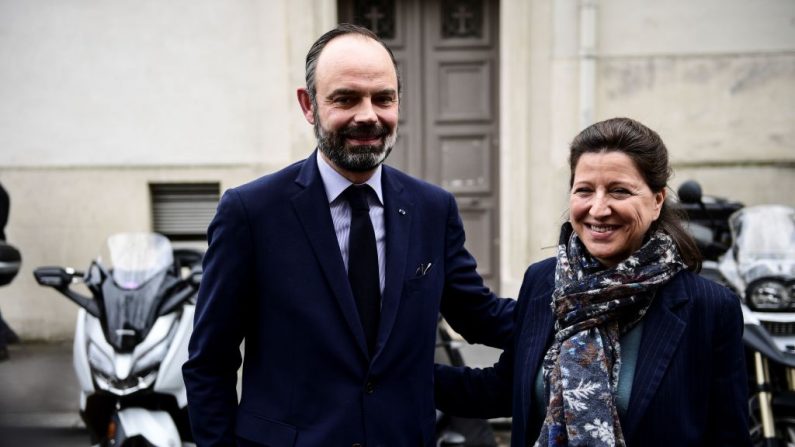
317;153;386;294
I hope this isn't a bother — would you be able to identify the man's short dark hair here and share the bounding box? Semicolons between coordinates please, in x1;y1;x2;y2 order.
304;23;401;105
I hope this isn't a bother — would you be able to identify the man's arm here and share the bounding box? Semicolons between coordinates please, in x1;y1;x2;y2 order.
439;193;515;349
435;349;514;419
436;260;543;419
183;190;254;446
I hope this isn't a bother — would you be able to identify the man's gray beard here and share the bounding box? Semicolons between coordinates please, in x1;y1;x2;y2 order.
315;121;397;173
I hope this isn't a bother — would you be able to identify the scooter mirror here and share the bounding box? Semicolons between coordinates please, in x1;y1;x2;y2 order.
678;180;703;204
0;242;22;287
33;266;75;288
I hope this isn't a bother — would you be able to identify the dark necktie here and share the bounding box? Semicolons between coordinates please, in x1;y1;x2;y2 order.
343;185;381;355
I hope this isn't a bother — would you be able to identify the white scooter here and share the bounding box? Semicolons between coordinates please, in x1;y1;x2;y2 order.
34;233;201;447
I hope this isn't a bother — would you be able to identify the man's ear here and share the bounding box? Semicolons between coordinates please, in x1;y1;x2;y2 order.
296;88;315;124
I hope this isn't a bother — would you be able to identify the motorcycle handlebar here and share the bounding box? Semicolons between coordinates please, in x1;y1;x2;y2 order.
33;266;99;317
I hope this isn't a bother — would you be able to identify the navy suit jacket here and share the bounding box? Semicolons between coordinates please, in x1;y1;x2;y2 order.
183;151;514;447
436;257;751;446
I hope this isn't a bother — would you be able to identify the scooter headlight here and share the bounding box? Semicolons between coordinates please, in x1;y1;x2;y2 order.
94;369;158;396
747;278;795;311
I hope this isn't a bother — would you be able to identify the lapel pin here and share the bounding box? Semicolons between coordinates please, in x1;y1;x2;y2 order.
398;208;407;215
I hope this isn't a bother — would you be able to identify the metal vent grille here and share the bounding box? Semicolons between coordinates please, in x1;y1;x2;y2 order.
761;320;795;336
150;183;220;240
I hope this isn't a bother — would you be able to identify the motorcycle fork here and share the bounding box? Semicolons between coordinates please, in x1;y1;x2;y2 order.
754;352;777;443
786;367;795;392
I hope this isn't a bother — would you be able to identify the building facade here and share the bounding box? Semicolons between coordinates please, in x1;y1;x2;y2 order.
1;0;793;338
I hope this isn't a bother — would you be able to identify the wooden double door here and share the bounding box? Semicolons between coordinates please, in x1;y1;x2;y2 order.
339;0;501;289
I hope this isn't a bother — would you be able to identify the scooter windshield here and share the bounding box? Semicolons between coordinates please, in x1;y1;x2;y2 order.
102;233;175;351
107;233;173;290
728;205;795;282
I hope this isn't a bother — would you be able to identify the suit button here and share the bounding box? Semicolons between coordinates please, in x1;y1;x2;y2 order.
365;382;375;394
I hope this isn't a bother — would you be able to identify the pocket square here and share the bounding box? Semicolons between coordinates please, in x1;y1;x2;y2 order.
415;262;433;277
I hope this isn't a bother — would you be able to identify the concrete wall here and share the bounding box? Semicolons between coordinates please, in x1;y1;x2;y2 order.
595;0;795;206
500;0;795;297
0;166;260;338
0;0;336;339
2;0;793;337
1;1;287;166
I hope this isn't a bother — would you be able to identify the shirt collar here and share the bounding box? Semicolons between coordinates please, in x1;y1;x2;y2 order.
317;152;384;205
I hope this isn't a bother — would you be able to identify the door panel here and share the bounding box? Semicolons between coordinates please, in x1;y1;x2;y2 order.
435;57;494;123
459;206;494;276
433;127;493;194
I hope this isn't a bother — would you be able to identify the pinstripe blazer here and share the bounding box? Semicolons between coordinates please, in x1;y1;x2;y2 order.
435;257;751;446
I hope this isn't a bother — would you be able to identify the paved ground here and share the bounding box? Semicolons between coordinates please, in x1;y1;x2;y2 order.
0;340;510;446
0;341;90;446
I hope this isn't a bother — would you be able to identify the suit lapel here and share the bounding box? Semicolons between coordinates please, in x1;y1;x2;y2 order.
623;277;690;438
290;151;368;357
373;167;413;360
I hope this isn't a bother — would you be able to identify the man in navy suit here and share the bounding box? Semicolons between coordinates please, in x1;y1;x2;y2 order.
183;24;513;446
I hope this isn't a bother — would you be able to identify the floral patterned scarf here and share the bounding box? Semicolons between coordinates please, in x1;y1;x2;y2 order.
534;223;685;447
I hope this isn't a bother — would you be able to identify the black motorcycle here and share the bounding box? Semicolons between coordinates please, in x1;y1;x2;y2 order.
679;181;795;446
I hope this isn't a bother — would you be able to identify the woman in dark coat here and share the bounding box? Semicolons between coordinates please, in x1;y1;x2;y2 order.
435;117;750;446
